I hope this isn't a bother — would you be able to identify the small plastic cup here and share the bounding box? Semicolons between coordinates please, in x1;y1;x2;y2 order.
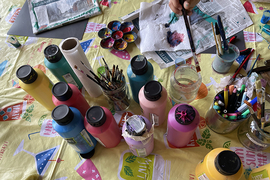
212;44;240;74
237;109;270;151
261;10;270;24
169;64;202;104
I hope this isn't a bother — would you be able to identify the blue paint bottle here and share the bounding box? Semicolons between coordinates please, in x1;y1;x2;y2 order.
127;55;154;104
52;105;97;159
44;44;83;89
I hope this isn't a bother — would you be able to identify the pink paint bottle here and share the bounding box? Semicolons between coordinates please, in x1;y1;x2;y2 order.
84;106;121;148
167;104;200;147
138;80;168;126
52;82;90;116
122;115;154;157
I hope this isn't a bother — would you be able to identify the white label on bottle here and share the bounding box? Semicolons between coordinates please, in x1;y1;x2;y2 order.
198;173;210;180
94;137;106;147
150;113;159;126
62;73;79;88
246;133;268;147
136;148;147;157
80;129;94;147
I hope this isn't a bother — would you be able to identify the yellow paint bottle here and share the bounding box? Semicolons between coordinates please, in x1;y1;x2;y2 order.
195;148;244;180
248;163;270;180
16;65;55;111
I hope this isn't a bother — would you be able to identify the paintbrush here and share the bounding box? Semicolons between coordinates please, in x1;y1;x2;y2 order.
211;22;220;56
247;106;261;126
261;79;267;129
179;0;201;72
215;22;223;55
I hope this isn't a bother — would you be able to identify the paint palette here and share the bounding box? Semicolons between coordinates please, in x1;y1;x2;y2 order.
98;20;137;51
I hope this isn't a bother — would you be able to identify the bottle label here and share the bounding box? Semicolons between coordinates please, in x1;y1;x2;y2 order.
197;173;210;180
135;148;147;157
62;73;79;88
150;113;159;126
250;169;270;180
65;129;94;153
94;137;106;147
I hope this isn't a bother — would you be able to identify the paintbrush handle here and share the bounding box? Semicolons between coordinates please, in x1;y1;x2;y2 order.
217;15;229;52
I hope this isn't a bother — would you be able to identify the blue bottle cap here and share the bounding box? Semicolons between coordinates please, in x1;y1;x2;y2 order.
86;106;106;127
250;96;257;106
52;82;73;101
51;104;74;125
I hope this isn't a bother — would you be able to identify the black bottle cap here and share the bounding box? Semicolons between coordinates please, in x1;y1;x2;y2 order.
51;104;74;125
144;80;162;101
86;106;106;127
215;150;241;176
44;44;63;63
16;65;38;84
174;104;196;125
80;148;95;159
131;55;148;75
52;82;73;101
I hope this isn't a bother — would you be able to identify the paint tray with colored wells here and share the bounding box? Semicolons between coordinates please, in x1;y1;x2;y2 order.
98;21;137;51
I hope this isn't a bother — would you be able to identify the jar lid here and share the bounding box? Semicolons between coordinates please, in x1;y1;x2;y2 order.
174;104;196;125
16;65;38;84
52;82;73;101
215;150;241;176
44;44;63;63
51;104;74;125
144;80;162;101
126;115;146;136
86;106;106;127
131;55;148;75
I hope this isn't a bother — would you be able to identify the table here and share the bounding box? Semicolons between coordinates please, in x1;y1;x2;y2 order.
1;0;270;179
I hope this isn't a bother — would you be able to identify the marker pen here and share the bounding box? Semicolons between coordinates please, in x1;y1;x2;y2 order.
236;97;257;113
240;88;247;106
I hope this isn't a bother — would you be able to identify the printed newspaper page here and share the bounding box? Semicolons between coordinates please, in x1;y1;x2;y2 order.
27;0;101;34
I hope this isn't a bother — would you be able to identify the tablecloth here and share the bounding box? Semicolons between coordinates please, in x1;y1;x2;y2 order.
1;0;270;179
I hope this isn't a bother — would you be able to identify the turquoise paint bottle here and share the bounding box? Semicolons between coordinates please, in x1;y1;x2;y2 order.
52;105;97;159
44;44;83;89
127;55;154;104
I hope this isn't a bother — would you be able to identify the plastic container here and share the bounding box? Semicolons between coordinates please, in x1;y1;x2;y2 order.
138;80;168;126
16;65;55;111
127;55;153;104
52;82;90;116
52;105;97;159
122;115;154;157
84;106;121;148
195;148;244;180
44;44;83;89
167;104;200;147
248;163;270;180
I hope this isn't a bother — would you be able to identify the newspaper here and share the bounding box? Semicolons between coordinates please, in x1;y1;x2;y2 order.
122;0;253;69
27;0;101;34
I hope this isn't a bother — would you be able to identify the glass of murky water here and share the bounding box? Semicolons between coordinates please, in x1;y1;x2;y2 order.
169;64;202;105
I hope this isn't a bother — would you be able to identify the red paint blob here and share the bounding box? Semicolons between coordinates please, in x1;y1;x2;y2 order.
112;31;123;40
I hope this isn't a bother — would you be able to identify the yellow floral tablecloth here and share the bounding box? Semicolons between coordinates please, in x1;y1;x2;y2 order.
1;0;270;179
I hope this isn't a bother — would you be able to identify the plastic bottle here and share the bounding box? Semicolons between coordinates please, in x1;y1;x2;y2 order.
51;105;97;159
44;44;83;89
127;55;153;104
138;80;168;126
195;148;244;180
16;65;55;111
122;115;154;157
84;106;121;148
248;163;270;180
167;104;200;147
52;82;90;116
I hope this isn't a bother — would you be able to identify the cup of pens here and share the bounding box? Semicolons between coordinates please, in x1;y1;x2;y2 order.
237;109;270;152
205;89;251;134
101;65;130;112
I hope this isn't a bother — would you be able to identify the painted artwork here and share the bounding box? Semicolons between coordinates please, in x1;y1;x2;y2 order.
167;31;184;47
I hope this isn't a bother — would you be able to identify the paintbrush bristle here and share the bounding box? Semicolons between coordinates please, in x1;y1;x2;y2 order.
196;66;201;72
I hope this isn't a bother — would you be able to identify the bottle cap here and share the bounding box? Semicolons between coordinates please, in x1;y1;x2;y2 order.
126;115;146;136
130;55;148;75
51;104;74;125
52;82;73;101
215;150;241;176
144;81;162;101
80;148;95;159
16;65;38;84
174;104;196;125
44;44;63;63
86;106;106;127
